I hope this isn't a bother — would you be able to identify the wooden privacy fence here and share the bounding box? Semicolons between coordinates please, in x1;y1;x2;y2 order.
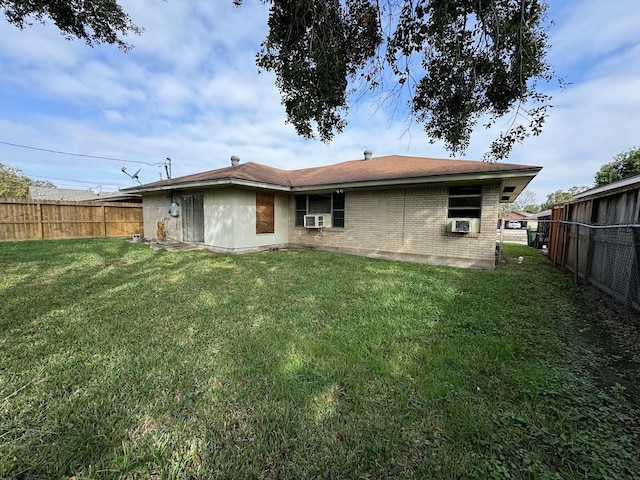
0;199;143;241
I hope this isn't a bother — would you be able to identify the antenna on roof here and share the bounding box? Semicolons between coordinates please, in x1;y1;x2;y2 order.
165;157;172;179
121;167;142;184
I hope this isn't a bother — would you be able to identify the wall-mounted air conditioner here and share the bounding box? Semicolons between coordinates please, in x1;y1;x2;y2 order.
450;218;480;233
304;214;332;228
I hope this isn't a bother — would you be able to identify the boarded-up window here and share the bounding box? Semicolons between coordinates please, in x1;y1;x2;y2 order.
256;193;275;234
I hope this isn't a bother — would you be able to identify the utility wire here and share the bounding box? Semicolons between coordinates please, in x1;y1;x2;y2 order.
28;174;126;188
0;140;162;166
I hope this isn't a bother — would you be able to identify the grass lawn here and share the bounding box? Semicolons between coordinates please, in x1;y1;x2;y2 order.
1;239;639;479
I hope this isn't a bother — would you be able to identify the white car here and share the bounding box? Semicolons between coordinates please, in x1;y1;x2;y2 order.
507;221;522;229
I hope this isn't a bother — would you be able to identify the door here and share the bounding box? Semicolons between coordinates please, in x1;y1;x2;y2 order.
182;194;204;242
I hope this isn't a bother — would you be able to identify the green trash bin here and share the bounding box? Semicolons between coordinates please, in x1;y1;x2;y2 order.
527;229;537;247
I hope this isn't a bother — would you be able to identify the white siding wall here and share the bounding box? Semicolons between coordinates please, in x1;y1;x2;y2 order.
202;189;289;251
204;190;235;248
142;189;289;250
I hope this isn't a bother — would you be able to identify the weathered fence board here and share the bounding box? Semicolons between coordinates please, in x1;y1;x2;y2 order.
0;199;143;241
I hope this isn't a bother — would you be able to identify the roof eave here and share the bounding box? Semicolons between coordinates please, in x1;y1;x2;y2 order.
122;178;291;194
291;168;541;192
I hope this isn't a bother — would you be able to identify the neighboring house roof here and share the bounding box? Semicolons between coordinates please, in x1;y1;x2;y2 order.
500;211;531;221
29;186;141;202
531;209;552;218
122;153;541;203
30;187;100;201
572;174;640;201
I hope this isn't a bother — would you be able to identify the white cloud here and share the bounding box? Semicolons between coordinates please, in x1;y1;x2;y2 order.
547;0;640;70
0;0;638;199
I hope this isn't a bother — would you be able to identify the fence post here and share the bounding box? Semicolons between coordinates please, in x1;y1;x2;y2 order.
38;202;44;239
552;220;559;267
561;221;568;269
628;226;640;308
101;204;107;238
498;218;505;264
585;226;595;283
574;223;580;284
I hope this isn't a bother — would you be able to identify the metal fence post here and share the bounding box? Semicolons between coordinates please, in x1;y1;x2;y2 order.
629;226;640;308
553;220;560;267
498;218;505;264
574;223;580;284
561;221;568;269
585;226;595;284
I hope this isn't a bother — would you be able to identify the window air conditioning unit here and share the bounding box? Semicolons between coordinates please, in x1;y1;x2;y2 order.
304;214;332;228
450;218;479;233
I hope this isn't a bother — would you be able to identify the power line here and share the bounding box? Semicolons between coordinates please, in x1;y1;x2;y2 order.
28;174;126;188
0;140;162;166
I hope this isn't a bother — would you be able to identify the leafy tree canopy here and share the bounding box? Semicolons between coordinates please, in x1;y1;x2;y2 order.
0;162;56;198
2;0;554;160
247;0;553;160
594;147;640;187
0;0;142;50
539;186;589;211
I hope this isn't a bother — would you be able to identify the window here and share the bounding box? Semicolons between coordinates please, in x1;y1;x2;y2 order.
294;192;345;227
256;193;274;234
332;193;345;228
448;186;481;218
295;196;306;227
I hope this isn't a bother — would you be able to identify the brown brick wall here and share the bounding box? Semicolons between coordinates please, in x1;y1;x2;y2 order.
288;184;500;269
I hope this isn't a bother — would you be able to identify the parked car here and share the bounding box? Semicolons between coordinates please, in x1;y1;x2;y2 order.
507;221;522;229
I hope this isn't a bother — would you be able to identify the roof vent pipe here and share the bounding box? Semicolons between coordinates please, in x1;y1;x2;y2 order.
363;150;373;160
231;155;240;167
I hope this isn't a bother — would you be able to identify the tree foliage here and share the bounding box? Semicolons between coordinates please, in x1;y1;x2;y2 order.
0;0;142;50
594;147;640;187
245;0;553;161
0;162;55;198
538;186;589;211
499;188;539;216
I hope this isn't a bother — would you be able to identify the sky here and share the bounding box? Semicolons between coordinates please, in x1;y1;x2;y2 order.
1;0;639;204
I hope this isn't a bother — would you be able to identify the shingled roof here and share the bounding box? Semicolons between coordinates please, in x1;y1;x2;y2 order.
123;154;541;201
126;162;293;192
289;155;538;188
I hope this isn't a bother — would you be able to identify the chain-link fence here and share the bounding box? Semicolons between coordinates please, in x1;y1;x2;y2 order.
545;220;640;312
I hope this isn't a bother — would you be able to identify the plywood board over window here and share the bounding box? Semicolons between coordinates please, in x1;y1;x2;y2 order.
256;193;275;234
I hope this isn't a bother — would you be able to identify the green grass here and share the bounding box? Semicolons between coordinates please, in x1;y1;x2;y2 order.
1;238;639;479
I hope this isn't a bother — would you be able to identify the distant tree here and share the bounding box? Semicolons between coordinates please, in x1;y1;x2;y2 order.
538;186;589;210
0;0;142;50
499;189;539;216
0;162;56;198
594;147;640;187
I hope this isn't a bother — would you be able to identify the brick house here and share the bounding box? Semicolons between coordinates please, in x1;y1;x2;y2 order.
123;152;541;269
